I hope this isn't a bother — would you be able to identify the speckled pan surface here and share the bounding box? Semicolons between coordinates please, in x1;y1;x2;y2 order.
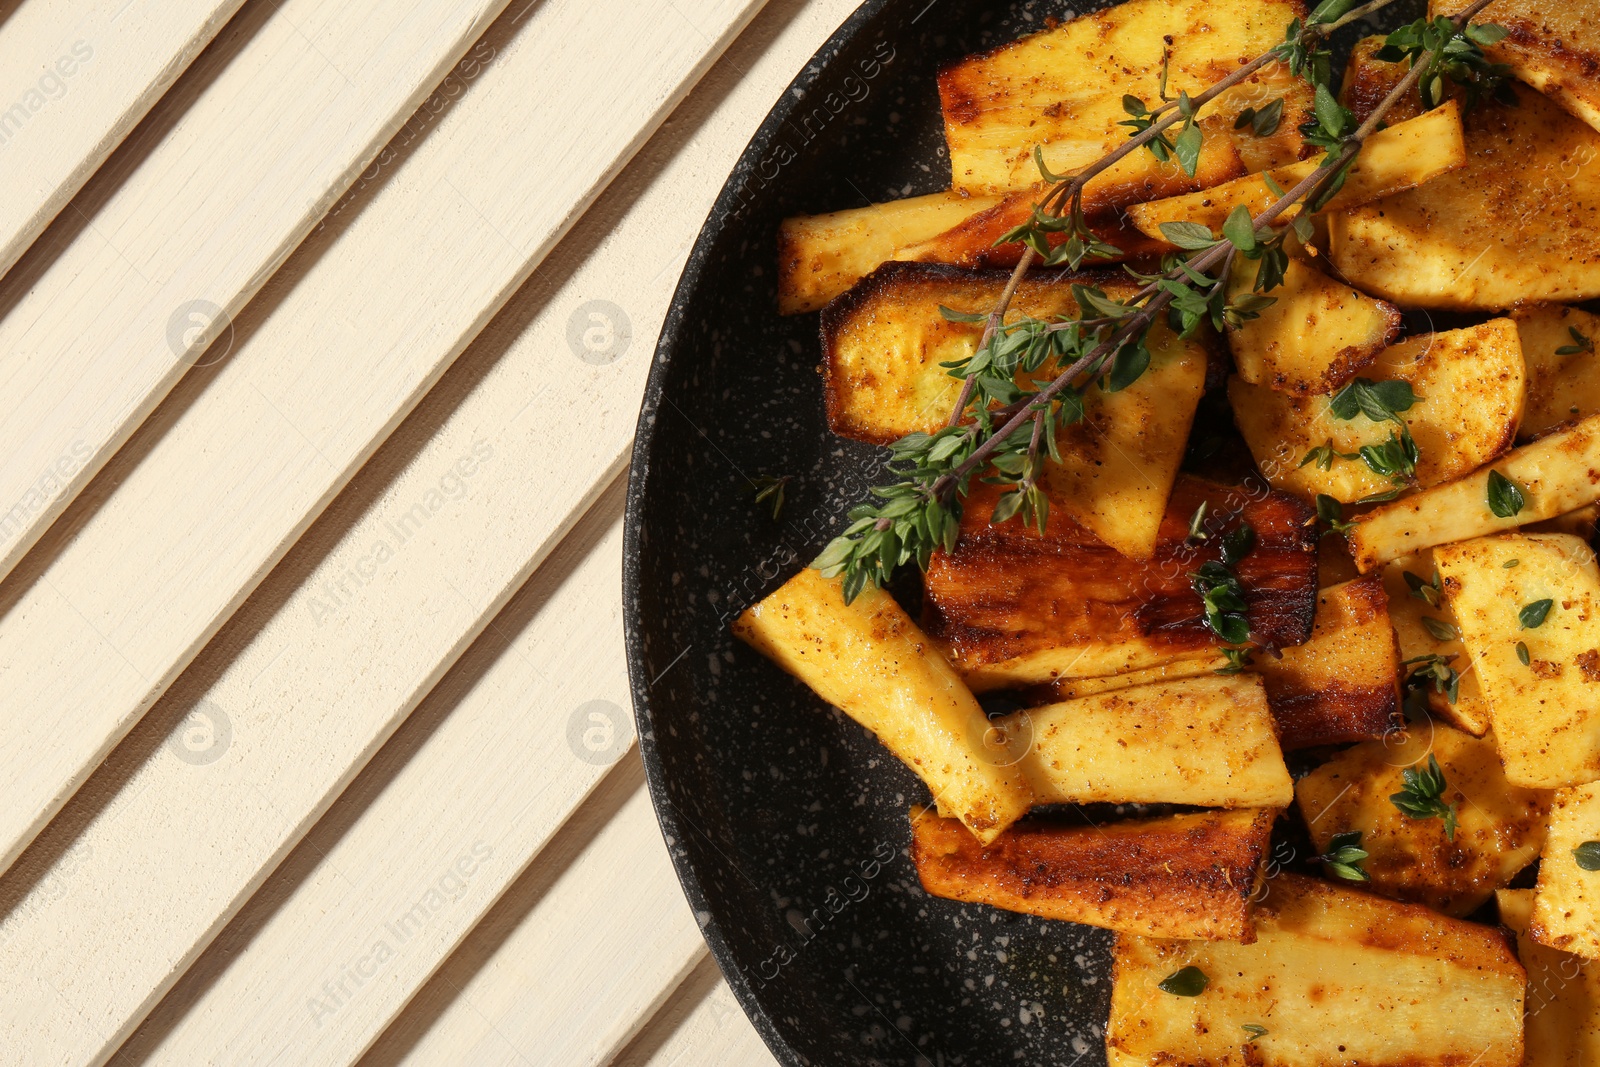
623;2;1419;1063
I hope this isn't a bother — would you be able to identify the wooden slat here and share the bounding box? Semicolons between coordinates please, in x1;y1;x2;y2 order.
114;483;633;1064
0;0;514;582
613;958;781;1067
360;757;707;1067
0;0;766;884
88;1;852;1060
0;0;245;281
0;0;771;1060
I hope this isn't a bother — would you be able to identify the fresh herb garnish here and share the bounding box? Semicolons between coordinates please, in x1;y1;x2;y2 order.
1486;470;1525;518
816;0;1506;605
1376;14;1513;109
1328;378;1418;422
1221;522;1257;566
1326;377;1420;487
1192;561;1251;645
1504;559;1520;568
1520;598;1555;629
1404;568;1442;607
1216;646;1255;676
1420;616;1459;642
1159;966;1210;997
1516;641;1531;666
1390;754;1459;841
753;475;792;520
1575;842;1600;871
1242;1024;1269;1043
1317;831;1371;882
1301;440;1356;472
1233;97;1285;137
1404;653;1460;704
1557;326;1596;356
1315;494;1355;537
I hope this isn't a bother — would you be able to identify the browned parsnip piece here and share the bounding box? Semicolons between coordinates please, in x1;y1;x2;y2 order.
911;806;1277;943
923;476;1317;691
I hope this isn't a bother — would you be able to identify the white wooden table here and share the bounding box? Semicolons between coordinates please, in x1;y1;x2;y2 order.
0;0;859;1061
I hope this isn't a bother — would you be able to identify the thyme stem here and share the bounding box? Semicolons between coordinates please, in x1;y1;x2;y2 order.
933;0;1494;502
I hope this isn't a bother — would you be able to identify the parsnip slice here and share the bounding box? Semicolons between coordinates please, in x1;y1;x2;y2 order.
1348;413;1600;572
1005;675;1292;809
1224;254;1401;396
1329;82;1600;310
1107;874;1526;1067
733;568;1031;843
1250;576;1400;749
1434;0;1600;135
924;476;1317;691
1382;549;1494;736
1035;579;1398;749
821;262;1208;558
1533;782;1600;960
1233;319;1525;503
1499;887;1600;1066
1513;302;1600;439
1436;534;1600;790
912;806;1276;943
940;0;1311;194
1126;102;1467;241
1296;723;1550;916
776;191;1002;314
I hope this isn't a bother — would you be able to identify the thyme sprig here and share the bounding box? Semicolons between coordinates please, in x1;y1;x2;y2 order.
817;0;1500;605
1390;753;1460;841
1317;831;1372;882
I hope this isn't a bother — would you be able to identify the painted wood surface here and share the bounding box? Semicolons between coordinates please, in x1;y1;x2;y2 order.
0;0;245;280
0;0;860;1062
0;0;764;892
115;486;635;1064
0;0;514;583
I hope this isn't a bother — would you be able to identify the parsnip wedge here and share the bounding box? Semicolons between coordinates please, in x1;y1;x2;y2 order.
1004;675;1292;809
924;476;1317;691
889;179;1196;273
912;806;1276;943
777;191;1003;314
822;262;1209;558
1037;656;1226;701
1224;254;1401;396
1250;576;1401;749
1348;413;1600;572
1513;302;1600;439
1436;534;1600;790
1126;102;1467;241
1382;549;1494;736
1233;319;1525;503
733;568;1031;843
940;0;1311;195
1434;0;1600;135
1296;723;1550;916
1329;81;1600;310
1035;579;1398;749
1533;782;1600;960
1107;874;1526;1067
1498;888;1600;1066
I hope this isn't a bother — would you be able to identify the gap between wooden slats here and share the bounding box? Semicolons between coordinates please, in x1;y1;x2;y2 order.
113;479;646;1064
0;0;771;1061
82;0;842;1060
613;956;782;1067
0;0;512;583
0;0;245;283
362;754;707;1067
0;0;765;888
